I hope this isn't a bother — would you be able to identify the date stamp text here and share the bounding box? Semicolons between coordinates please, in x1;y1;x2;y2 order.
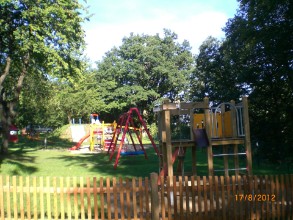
235;194;276;202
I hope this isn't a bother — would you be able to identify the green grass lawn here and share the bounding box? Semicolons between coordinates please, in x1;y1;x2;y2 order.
0;135;162;178
0;135;291;177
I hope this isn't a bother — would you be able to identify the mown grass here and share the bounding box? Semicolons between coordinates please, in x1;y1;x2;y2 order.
0;133;291;178
0;134;162;178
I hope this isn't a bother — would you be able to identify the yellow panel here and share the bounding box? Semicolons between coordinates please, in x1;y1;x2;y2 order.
193;114;205;128
211;113;223;138
223;111;233;137
216;113;222;138
194;111;234;138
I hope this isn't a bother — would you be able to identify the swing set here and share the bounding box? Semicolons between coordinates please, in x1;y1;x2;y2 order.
108;107;159;169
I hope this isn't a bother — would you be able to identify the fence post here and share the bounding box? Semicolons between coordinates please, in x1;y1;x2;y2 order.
151;173;159;220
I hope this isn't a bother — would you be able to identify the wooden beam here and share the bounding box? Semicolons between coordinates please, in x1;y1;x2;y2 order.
242;96;252;175
169;109;190;115
211;138;245;146
180;102;208;110
155;101;208;112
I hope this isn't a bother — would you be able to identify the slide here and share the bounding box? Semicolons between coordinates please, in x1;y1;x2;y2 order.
69;133;90;150
69;131;100;150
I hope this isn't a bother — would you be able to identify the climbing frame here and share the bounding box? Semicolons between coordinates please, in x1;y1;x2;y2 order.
154;97;252;177
154;98;209;178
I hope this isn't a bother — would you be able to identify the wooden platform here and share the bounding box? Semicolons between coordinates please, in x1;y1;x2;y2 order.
211;138;245;146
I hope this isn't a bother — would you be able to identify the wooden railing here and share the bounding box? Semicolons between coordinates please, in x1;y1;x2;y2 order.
0;174;292;220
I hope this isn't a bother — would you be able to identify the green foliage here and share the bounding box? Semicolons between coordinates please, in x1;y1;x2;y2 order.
190;36;243;103
0;0;87;152
48;124;72;140
223;0;293;162
47;70;107;125
17;72;53;127
194;0;293;163
148;123;158;140
95;29;194;121
0;0;86;78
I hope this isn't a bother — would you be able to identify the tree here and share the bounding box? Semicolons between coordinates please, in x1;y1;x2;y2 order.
95;29;194;122
16;71;53;128
190;36;243;103
219;0;292;162
48;71;107;126
0;0;86;153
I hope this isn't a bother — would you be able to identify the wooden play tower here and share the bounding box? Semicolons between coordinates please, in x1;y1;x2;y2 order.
154;97;252;177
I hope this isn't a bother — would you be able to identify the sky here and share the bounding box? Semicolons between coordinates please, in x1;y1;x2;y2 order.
82;0;239;64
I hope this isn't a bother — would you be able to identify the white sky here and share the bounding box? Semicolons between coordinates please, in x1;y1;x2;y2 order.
81;0;239;64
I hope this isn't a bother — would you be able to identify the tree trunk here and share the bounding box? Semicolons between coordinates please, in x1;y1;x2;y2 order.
68;114;72;125
0;57;12;154
0;102;11;154
0;55;29;153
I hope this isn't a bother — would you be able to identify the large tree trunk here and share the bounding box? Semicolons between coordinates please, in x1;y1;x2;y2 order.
0;102;11;154
0;57;12;154
0;55;29;153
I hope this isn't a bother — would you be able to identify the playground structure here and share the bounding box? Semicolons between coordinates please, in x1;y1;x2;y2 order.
69;114;117;151
108;107;159;169
153;97;252;177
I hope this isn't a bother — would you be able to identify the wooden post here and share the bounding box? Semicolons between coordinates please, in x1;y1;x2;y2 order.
190;108;197;176
230;100;237;138
221;104;225;138
165;109;173;178
159;100;173;178
150;173;159;220
190;108;194;140
242;97;253;175
231;100;240;176
221;104;229;176
204;97;214;176
160;111;166;173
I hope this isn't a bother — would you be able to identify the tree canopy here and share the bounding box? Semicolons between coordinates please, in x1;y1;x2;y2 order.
190;36;244;103
0;0;86;152
222;0;293;162
193;0;292;163
95;29;194;121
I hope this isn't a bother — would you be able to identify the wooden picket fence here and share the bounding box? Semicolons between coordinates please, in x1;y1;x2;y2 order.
0;174;292;220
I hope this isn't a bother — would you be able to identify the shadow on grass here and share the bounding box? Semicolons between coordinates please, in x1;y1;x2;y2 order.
0;135;73;176
0;137;39;175
47;147;212;178
47;148;161;178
